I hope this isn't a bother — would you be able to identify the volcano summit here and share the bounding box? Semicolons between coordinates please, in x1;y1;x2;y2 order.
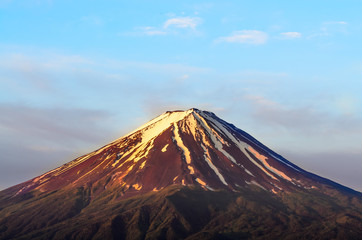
1;108;362;239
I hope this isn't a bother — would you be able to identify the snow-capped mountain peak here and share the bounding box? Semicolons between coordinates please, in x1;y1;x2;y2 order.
2;109;361;240
9;109;354;198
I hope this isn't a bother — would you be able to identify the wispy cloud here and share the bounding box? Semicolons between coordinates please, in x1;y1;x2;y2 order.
216;30;268;45
245;94;326;130
244;94;362;142
0;52;95;96
0;103;117;190
280;32;302;39
163;17;202;30
0;50;212;115
138;26;167;36
127;16;202;36
324;21;347;25
308;21;348;38
0;104;115;145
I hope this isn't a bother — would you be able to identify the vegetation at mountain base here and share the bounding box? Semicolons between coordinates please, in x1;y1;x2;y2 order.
1;184;361;240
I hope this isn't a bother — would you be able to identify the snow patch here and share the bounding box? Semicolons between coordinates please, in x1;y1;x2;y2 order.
193;112;237;165
161;144;168;152
244;168;254;177
127;109;194;145
139;160;146;169
205;186;215;191
113;139;154;169
74;154;112;183
51;153;94;177
248;146;292;182
194;112;254;177
246;180;266;190
201;144;228;185
173;123;192;164
133;183;142;190
185;114;200;141
195;178;207;186
188;165;195;174
193;112;229;145
201;113;278;180
269;153;301;172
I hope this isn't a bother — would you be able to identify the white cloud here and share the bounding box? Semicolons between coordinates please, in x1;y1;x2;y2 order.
127;16;202;36
324;21;347;25
280;32;302;39
217;30;268;45
163;17;202;30
245;95;278;108
179;74;189;80
308;21;348;38
139;27;166;36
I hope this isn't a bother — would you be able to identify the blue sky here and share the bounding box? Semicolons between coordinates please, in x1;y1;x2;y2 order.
1;0;362;191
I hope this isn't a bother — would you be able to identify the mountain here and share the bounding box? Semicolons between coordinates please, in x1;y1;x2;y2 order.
1;108;362;240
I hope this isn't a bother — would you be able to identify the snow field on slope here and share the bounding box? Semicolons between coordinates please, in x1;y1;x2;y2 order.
200;112;280;181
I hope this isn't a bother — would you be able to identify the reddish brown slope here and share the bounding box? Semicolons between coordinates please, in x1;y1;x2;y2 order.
1;108;362;240
4;108;358;200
